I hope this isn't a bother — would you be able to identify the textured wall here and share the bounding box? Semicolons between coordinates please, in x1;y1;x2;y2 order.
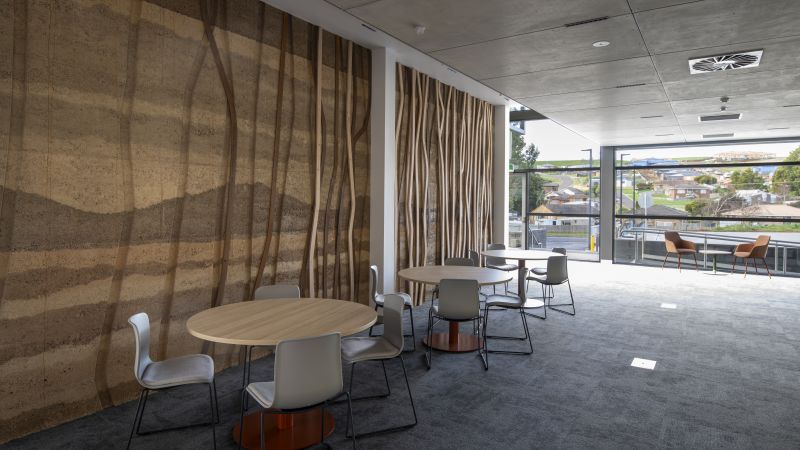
395;64;494;302
0;0;371;443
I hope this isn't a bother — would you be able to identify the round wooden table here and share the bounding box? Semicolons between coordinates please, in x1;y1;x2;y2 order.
398;266;511;352
481;249;563;316
187;298;377;450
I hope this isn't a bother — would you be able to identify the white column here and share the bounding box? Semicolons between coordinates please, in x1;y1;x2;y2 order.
369;48;397;292
599;146;615;261
492;104;510;246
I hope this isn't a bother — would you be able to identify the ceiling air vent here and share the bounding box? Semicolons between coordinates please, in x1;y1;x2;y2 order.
703;133;734;139
688;50;763;74
564;16;609;27
699;113;741;122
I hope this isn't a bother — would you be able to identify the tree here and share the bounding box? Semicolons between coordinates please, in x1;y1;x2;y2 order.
772;147;800;196
730;168;767;191
685;199;711;216
636;182;652;191
510;133;540;170
694;174;717;185
508;132;546;214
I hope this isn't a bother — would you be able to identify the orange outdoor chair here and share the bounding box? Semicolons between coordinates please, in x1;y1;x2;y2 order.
732;235;772;278
662;231;698;271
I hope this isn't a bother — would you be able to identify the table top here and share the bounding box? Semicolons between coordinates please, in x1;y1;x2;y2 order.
699;249;730;255
398;266;512;286
186;298;377;346
481;249;563;261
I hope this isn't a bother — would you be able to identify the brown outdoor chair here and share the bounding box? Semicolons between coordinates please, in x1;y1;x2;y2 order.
662;231;698;271
732;235;771;278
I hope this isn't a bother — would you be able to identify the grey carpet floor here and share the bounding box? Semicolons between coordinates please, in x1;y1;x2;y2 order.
4;262;800;449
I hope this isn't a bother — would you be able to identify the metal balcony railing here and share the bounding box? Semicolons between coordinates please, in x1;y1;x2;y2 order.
619;227;800;275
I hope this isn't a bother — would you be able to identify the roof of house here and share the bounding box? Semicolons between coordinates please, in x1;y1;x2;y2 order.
532;203;599;215
630;204;688;216
667;184;712;190
722;204;800;217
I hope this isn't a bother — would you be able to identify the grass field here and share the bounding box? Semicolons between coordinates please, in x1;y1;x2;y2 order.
713;223;800;232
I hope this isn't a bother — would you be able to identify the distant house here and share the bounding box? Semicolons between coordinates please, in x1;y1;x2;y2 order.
544;187;587;204
658;169;702;181
531;202;599;227
722;204;800;218
630;158;679;167
629;204;688;229
542;181;559;193
630;204;688;217
664;184;712;199
735;189;778;205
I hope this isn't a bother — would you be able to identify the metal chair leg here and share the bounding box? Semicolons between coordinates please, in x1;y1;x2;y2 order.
662;252;669;269
486;306;533;355
731;256;737;273
744;257;749;277
126;389;147;450
407;305;416;352
692;253;699;271
762;257;772;278
238;390;247;450
212;380;220;424
259;410;264;450
348;356;418;438
346;392;357;449
424;308;433;369
208;383;217;450
548;280;576;316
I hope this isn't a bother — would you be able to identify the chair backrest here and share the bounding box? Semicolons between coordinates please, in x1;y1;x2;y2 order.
128;313;153;384
438;279;480;320
272;333;343;410
468;250;481;268
664;231;681;253
485;243;506;266
444;257;474;267
752;235;771;258
369;265;380;300
552;247;567;255
254;284;301;300
381;294;405;354
545;255;569;284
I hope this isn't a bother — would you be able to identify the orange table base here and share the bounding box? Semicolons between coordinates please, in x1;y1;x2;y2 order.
232;409;335;450
422;321;482;352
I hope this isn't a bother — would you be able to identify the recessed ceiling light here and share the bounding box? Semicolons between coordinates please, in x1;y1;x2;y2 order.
593;41;610;48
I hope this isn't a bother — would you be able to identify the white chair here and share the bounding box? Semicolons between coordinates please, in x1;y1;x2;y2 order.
527;247;566;297
527;255;575;316
425;279;487;370
443;257;474;266
468;250;481;268
239;333;355;450
342;294;417;437
243;284;301;389
127;313;218;450
368;265;416;352
485;243;517;294
482;268;534;369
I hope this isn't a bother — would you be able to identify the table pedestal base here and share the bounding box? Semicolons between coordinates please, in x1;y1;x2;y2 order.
423;321;482;352
232;409;335;450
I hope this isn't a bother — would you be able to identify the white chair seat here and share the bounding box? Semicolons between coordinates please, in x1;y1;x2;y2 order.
531;267;547;275
141;354;214;389
485;295;525;308
375;292;412;307
526;273;547;283
246;381;275;409
487;264;517;271
341;337;400;363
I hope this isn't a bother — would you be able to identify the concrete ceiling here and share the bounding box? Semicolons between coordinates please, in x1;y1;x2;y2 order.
325;0;800;146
